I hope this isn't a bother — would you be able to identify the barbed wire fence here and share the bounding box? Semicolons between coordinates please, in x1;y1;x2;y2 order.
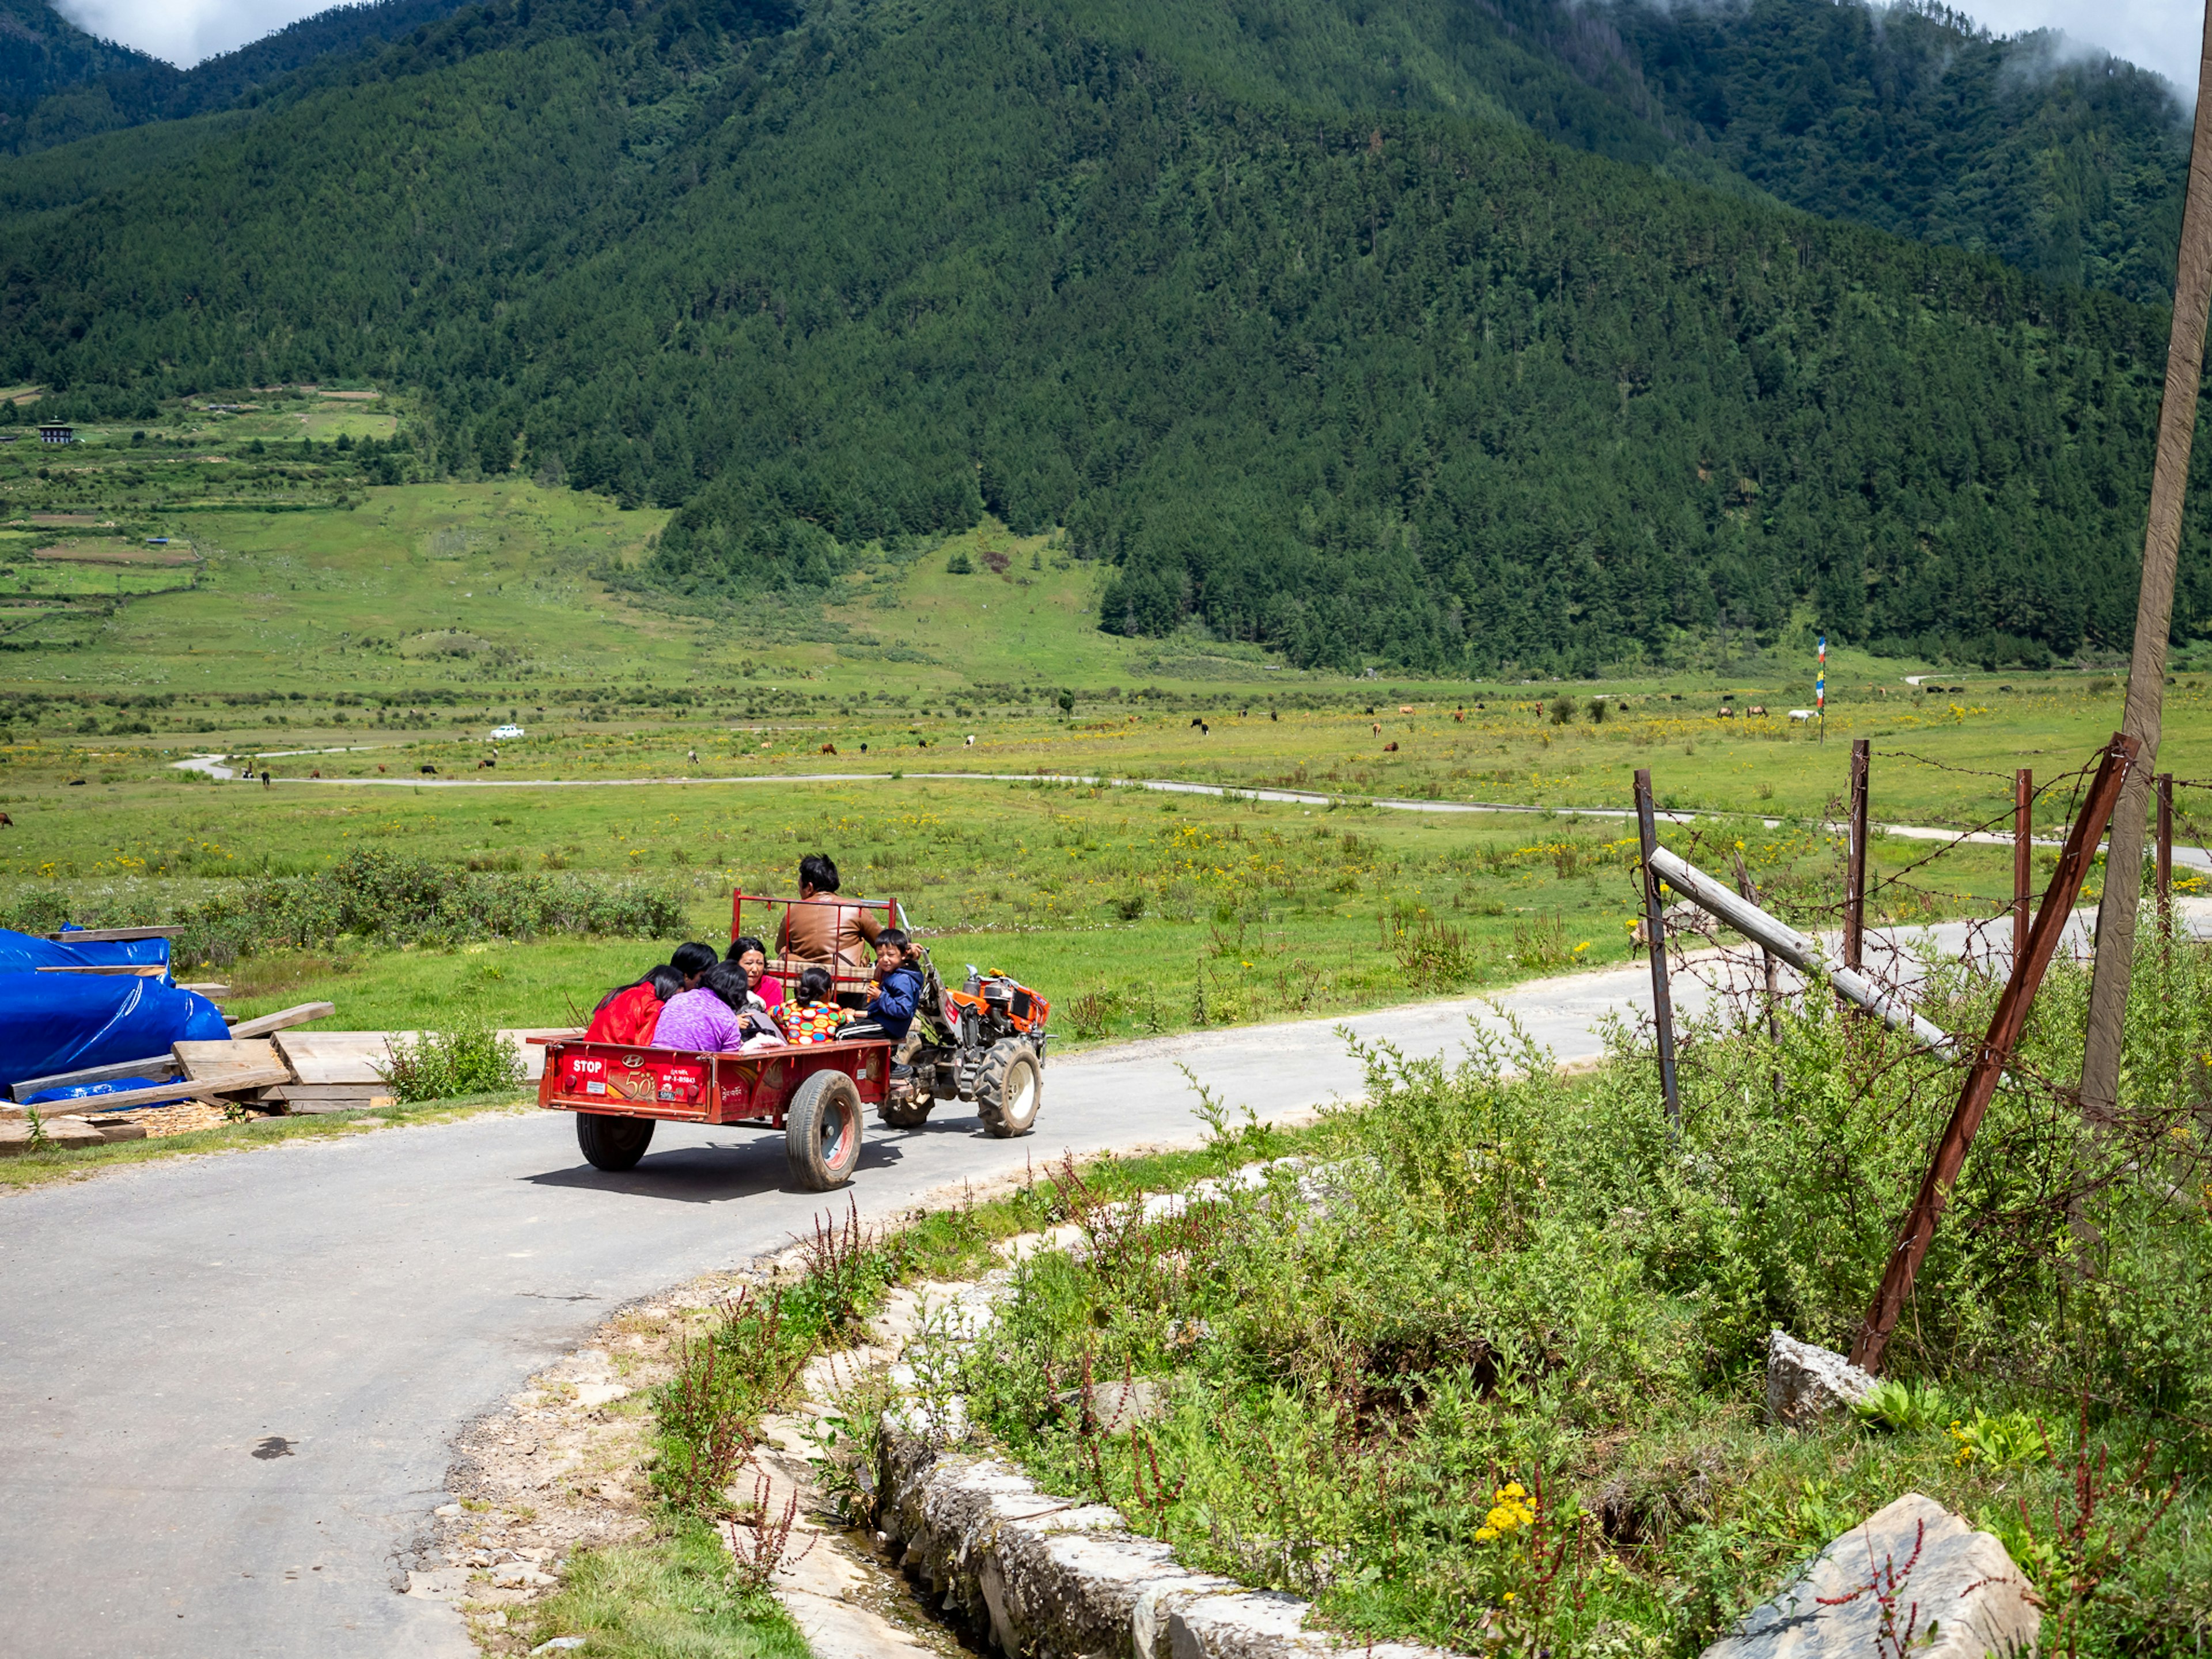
1616;730;2212;1373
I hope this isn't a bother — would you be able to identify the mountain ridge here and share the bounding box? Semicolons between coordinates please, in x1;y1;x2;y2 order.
2;0;2205;673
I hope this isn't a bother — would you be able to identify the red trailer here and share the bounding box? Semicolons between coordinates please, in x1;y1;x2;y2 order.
537;1035;891;1190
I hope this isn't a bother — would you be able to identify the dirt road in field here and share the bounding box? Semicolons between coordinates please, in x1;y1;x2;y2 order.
3;909;2203;1657
169;754;2212;873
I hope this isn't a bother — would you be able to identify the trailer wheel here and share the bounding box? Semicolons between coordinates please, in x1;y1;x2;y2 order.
576;1112;655;1171
786;1071;863;1190
976;1043;1041;1138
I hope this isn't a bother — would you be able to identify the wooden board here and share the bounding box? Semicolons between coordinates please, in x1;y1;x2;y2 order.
33;963;165;976
271;1031;400;1085
227;1001;335;1040
2;1081;206;1116
172;1039;291;1094
42;925;184;943
12;1054;177;1101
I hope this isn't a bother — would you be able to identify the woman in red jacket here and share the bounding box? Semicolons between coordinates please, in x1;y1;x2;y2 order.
586;964;684;1044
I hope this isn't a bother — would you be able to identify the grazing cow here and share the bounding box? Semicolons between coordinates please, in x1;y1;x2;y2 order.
1198;722;1210;736
964;734;975;748
1190;717;1205;729
859;743;868;755
687;748;698;765
1372;722;1381;736
1455;709;1465;722
310;769;321;778
376;764;387;774
419;764;437;775
821;743;837;756
1384;741;1399;752
1747;705;1767;717
760;739;771;749
0;811;13;827
1718;706;1734;718
1269;710;1278;721
1399;704;1415;714
476;759;495;769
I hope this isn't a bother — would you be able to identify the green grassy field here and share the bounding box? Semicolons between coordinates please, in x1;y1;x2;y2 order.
0;452;2199;1044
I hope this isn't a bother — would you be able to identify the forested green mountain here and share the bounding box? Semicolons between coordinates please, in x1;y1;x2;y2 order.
0;0;473;151
2;0;2206;672
1569;0;2190;305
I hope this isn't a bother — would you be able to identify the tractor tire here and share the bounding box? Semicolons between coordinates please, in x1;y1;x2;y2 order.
878;1093;933;1129
785;1070;864;1191
576;1112;655;1171
975;1043;1042;1138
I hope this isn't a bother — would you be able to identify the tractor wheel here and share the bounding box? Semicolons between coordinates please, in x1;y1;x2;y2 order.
576;1112;655;1171
785;1070;864;1190
878;1093;933;1129
975;1043;1041;1139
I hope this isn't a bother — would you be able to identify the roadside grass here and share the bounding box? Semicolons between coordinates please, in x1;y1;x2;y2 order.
516;1517;813;1659
938;940;2212;1654
0;1090;531;1191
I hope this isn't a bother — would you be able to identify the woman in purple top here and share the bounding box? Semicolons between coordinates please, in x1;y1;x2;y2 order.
652;961;782;1051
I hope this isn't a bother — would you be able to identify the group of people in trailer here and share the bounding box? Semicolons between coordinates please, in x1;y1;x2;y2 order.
582;854;923;1058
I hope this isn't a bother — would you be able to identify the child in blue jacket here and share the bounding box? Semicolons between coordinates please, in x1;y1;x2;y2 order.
866;929;924;1043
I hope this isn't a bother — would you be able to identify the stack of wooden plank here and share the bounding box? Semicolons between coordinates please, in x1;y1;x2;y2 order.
4;1002;353;1126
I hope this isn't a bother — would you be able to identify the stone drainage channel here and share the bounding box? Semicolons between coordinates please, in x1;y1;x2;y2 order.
757;1161;2036;1659
413;1162;2040;1658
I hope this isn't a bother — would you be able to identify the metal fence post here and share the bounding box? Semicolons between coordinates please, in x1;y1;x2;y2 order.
2013;768;2032;963
1849;732;2141;1373
1634;768;1680;1134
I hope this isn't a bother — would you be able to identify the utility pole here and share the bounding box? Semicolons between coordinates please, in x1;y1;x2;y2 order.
2081;0;2212;1118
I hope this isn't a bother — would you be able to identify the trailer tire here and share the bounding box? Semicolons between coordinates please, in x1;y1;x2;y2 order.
576;1112;655;1171
976;1043;1041;1138
786;1070;863;1190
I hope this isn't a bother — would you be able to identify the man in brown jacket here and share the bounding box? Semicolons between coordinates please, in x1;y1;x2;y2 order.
775;853;884;979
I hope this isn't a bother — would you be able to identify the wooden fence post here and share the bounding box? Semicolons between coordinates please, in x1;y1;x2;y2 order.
2013;768;2032;963
2158;773;2175;937
1849;732;2141;1374
1634;768;1680;1135
1844;738;1870;974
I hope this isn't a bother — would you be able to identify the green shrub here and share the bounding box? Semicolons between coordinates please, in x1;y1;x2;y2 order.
376;1025;525;1102
2;849;691;961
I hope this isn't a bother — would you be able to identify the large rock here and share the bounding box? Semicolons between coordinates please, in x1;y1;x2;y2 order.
1703;1493;2040;1659
1765;1330;1877;1430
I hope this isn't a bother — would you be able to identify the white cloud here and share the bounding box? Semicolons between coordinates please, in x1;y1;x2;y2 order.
53;0;331;66
51;0;2209;93
1968;0;2202;101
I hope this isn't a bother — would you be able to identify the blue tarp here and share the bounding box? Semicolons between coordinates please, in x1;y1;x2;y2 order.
1;973;227;1090
0;928;171;974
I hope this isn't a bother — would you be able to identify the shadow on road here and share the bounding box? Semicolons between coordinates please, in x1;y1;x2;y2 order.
521;1128;933;1203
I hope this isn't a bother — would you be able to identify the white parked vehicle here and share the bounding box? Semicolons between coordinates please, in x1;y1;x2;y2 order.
490;724;525;740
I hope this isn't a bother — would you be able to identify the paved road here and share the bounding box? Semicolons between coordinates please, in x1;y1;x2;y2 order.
4;907;2200;1657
